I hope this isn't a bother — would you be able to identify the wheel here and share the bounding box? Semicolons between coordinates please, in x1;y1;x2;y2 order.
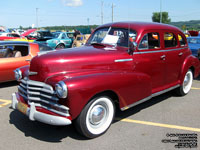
75;96;115;138
72;44;76;48
175;69;193;96
56;44;65;49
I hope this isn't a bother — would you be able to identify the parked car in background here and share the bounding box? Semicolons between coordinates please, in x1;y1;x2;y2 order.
0;29;37;42
46;32;74;49
187;36;200;59
72;34;90;47
27;30;54;45
188;30;199;36
11;22;200;138
0;33;20;40
0;41;53;83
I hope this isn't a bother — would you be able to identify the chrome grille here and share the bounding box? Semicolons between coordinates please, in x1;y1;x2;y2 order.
18;78;69;117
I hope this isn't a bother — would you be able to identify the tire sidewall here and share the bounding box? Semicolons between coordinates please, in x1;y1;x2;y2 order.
77;96;115;138
56;44;65;49
182;70;193;94
177;69;193;96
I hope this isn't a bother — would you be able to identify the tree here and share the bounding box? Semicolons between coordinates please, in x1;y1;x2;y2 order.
19;26;23;30
152;12;171;24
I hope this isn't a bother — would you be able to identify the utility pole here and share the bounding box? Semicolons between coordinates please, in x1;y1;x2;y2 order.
112;3;114;22
101;1;104;24
87;18;90;26
160;0;162;23
36;8;38;29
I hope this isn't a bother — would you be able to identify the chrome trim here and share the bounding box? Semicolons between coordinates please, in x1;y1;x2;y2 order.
12;93;71;126
115;58;133;62
28;71;38;76
44;71;68;82
152;85;180;97
121;84;180;111
18;79;70;117
134;47;188;54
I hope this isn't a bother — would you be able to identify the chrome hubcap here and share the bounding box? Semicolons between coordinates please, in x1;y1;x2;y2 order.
90;105;106;125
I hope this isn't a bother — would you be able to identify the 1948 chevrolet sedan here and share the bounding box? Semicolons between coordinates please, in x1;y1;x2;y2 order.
11;22;200;138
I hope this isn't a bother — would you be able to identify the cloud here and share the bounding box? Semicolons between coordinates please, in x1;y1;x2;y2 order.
61;0;83;7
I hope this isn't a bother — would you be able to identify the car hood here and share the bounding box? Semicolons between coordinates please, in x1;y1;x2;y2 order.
21;29;37;37
29;45;133;82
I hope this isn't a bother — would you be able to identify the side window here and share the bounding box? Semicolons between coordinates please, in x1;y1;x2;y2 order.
61;33;67;39
178;34;186;46
0;47;7;58
164;32;177;48
0;45;29;58
139;32;160;50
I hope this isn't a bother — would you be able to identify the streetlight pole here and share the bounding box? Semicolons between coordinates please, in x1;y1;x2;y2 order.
160;0;162;23
36;8;39;29
101;1;104;24
112;3;114;22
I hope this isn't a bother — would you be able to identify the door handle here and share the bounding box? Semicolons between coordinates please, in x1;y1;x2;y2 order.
160;55;166;60
179;52;183;56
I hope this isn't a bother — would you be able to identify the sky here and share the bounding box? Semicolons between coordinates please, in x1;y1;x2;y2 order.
1;0;200;28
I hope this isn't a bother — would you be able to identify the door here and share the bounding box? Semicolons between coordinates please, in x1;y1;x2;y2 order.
61;33;72;47
134;31;166;93
163;31;187;86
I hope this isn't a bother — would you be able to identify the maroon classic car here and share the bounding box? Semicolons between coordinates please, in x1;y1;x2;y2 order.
11;22;200;138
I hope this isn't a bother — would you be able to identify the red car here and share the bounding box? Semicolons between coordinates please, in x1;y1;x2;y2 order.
11;22;200;138
0;29;36;41
0;41;53;83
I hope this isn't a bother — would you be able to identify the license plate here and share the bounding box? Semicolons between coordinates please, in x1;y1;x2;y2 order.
17;102;28;115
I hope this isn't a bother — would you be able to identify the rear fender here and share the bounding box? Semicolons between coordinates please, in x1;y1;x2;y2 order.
180;55;200;83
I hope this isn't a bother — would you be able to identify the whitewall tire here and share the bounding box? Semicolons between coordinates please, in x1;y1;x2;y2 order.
75;96;115;138
176;69;193;96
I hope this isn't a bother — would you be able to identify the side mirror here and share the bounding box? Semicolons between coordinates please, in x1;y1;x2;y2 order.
128;42;137;55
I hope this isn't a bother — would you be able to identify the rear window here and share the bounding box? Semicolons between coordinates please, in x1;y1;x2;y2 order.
38;43;53;51
178;34;186;46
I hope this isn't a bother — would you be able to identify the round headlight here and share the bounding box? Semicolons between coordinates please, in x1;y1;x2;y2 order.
14;69;22;81
55;81;68;98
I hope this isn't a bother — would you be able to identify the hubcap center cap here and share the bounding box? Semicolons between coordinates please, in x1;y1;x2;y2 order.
90;105;106;125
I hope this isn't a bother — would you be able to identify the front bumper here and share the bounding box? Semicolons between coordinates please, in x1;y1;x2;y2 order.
11;93;72;126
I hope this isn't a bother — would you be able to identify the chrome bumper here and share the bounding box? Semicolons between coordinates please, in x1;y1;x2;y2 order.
11;93;72;126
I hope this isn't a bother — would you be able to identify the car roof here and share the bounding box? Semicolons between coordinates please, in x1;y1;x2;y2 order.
98;21;182;33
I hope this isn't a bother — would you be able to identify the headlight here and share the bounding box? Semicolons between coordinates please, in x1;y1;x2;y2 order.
14;69;22;81
55;81;68;98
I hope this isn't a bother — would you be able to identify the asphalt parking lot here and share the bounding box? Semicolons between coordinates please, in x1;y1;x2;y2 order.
0;78;200;150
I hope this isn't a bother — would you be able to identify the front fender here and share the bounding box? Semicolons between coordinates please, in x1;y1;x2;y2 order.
50;71;151;119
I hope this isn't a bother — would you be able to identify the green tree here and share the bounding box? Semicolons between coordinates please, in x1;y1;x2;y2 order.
152;12;171;24
19;26;23;30
181;25;186;31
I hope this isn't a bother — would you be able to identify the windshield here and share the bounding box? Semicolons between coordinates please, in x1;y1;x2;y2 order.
87;27;137;47
52;32;61;38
